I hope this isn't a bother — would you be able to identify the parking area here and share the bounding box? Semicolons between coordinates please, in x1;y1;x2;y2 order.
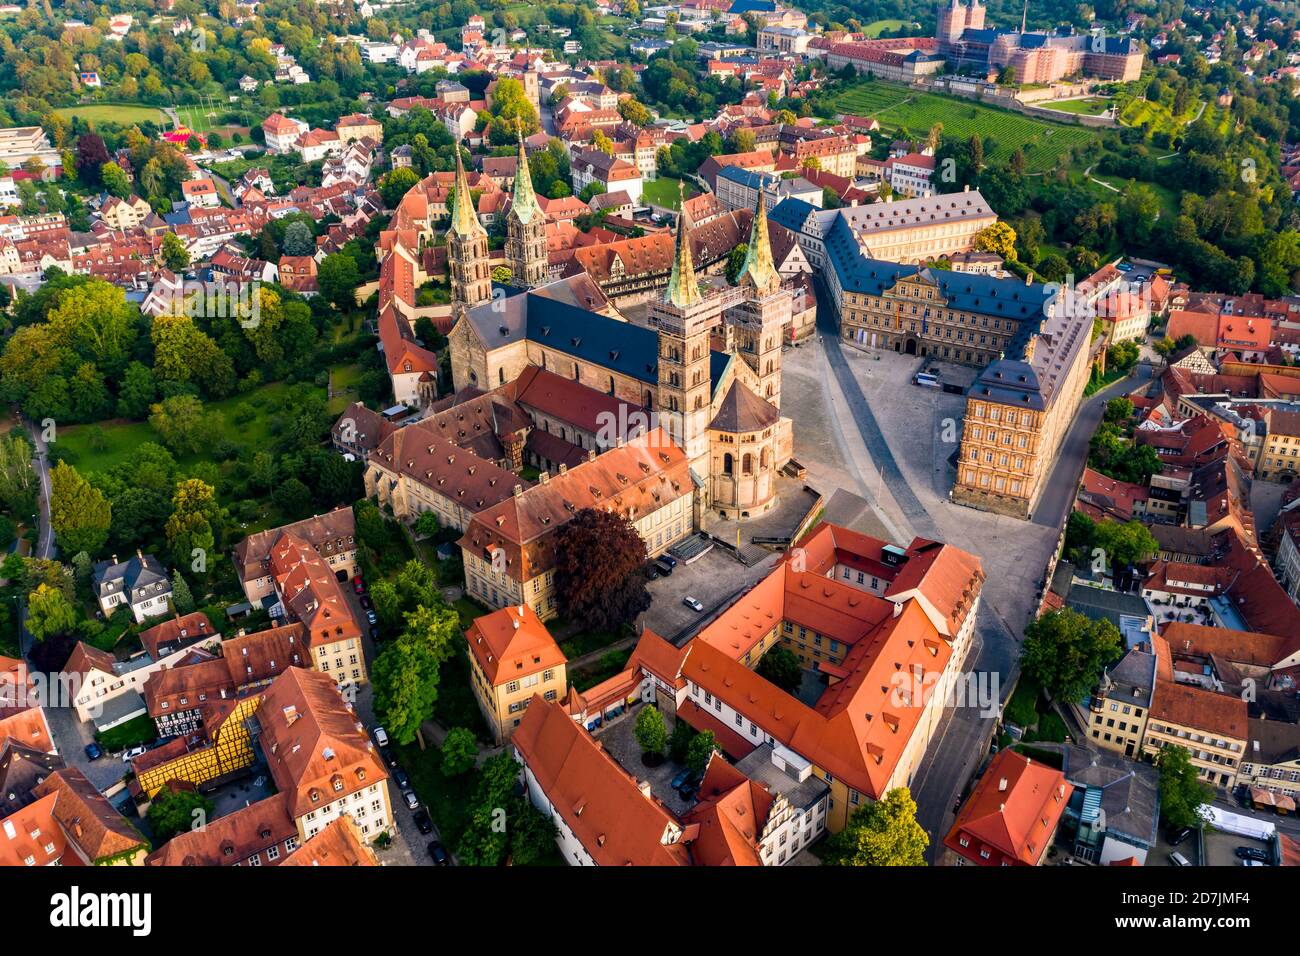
1203;829;1274;869
642;547;781;643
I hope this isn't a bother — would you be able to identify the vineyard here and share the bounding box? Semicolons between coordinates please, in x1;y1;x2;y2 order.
831;81;1101;173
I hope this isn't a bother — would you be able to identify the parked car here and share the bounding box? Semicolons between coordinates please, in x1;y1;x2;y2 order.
428;842;451;865
370;626;381;640
380;746;397;768
682;596;704;612
393;767;410;789
660;554;678;570
1235;846;1270;863
654;559;674;576
403;789;420;811
366;609;378;625
1166;826;1193;847
353;576;365;594
359;595;372;610
1168;851;1192;867
83;742;103;761
413;809;433;835
671;768;692;790
1242;859;1265;867
678;780;700;801
373;726;390;747
122;745;147;763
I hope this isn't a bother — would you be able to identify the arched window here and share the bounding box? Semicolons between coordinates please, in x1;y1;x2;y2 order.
742;453;753;475
498;367;505;385
723;453;733;475
760;448;769;469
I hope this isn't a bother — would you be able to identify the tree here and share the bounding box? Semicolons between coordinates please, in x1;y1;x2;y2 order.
318;253;360;312
1107;340;1139;372
380;167;418;208
147;788;214;844
1157;745;1212;830
1093;519;1158;568
371;601;459;744
1104;397;1134;423
149;395;219;456
756;645;802;693
26;583;77;641
669;717;694;764
49;461;111;556
281;220;315;257
0;432;37;515
552;509;651;632
456;751;522;865
101;162;131;199
161;232;190;272
634;706;667;756
823;787;928;866
1021;608;1122;703
75;134;110;185
686;729;718;776
413;510;442;539
440;726;478;777
974;222;1018;262
726;243;749;284
170;572;195;614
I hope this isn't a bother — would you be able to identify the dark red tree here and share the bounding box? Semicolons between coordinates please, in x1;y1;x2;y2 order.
553;508;651;632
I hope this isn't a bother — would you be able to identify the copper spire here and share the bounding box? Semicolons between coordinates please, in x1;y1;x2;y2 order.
665;181;701;308
509;120;542;227
449;148;483;239
739;189;779;296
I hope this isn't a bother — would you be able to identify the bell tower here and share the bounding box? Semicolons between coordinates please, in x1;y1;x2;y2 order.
505;127;548;288
651;191;723;467
448;149;492;311
725;191;792;409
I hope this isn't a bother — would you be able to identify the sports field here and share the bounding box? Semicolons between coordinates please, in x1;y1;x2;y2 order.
53;103;167;126
832;81;1101;173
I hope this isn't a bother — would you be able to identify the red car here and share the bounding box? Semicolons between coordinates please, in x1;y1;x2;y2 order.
353;576;364;594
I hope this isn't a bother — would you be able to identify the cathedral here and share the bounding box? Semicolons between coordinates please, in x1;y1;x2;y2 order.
443;142;796;519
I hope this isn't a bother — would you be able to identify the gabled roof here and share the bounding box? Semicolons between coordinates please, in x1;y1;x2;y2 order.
465;604;566;687
944;749;1073;866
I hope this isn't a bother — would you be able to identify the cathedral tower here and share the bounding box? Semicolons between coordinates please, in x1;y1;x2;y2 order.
651;191;723;467
505;130;548;288
448;149;492;311
725;191;792;409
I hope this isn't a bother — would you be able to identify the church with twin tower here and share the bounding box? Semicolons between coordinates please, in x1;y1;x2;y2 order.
446;141;797;520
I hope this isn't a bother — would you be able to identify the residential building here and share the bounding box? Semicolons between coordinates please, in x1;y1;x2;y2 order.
465;604;568;742
258;667;393;844
1142;678;1248;788
570;148;643;205
1239;719;1300;802
233;507;358;606
0;768;148;866
944;749;1073;866
92;552;173;623
262;113;309;154
1087;644;1156;759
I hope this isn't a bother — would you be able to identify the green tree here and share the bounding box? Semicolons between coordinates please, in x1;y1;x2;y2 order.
170;571;195;614
1157;745;1212;830
1021;608;1122;703
756;644;802;693
1093;519;1158;568
440;726;478;777
380;167;419;207
147;788;214;844
161;232;190;272
318;253;360;312
49;461;111;556
149;395;219;455
372;601;460;744
100;161;131;198
823;787;928;866
686;729;718;776
27;583;77;641
634;706;667;756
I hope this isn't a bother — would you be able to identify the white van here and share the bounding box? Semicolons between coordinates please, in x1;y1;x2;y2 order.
373;726;389;747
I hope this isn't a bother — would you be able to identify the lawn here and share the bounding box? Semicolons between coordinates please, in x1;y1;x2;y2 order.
571;647;632;692
327;363;365;415
433;647;493;744
642;175;698;210
1116;95;1202;138
831;80;1101;173
557;626;625;660
1044;97;1113;116
54;103;167;127
96;714;159;752
863;19;913;37
55;381;312;476
1004;674;1041;728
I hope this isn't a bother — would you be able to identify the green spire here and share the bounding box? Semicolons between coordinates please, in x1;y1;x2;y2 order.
665;182;701;308
509;126;542;227
449;149;483;239
739;190;779;296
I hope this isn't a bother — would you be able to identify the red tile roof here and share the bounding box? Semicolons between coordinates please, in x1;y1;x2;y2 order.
465;604;566;687
944;749;1073;866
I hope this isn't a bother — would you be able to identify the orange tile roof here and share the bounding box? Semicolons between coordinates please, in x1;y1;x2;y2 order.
681;755;775;866
1150;679;1248;740
147;792;296;866
464;604;566;687
258;668;388;820
33;767;148;863
511;696;691;866
1160;622;1293;668
0;792;75;866
281;814;379;866
0;706;54;754
139;612;216;659
944;749;1073;866
268;533;362;650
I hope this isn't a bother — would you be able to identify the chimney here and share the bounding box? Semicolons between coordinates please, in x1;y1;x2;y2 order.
998;777;1008;792
1025;272;1032;286
638;780;652;799
513;484;524;497
559;463;567;475
539;470;549;484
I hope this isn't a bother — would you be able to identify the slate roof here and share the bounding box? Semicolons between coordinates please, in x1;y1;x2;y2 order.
710;381;779;432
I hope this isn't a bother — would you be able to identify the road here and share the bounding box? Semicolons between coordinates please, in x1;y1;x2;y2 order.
18;415;55;658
